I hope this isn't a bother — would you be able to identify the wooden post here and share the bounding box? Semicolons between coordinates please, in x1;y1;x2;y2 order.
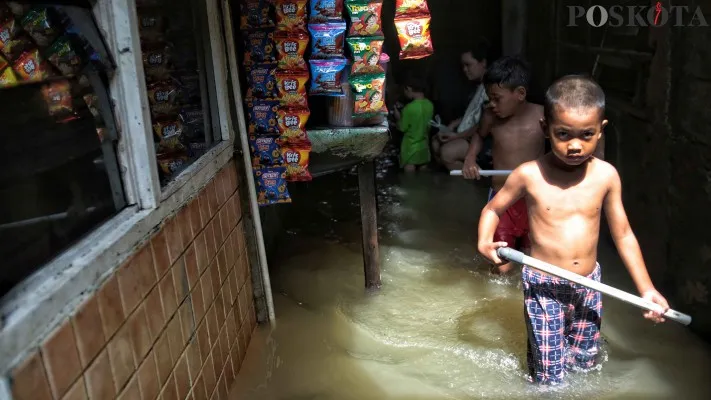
358;160;381;290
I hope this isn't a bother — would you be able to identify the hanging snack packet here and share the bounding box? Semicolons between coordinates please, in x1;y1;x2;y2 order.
46;35;83;76
138;13;166;42
274;30;308;70
147;80;180;117
395;16;433;60
21;8;60;47
0;19;33;61
310;0;344;23
350;72;385;117
143;43;172;81
254;166;291;206
275;0;308;32
394;0;430;18
42;80;74;119
13;49;52;82
277;106;309;142
0;66;17;88
247;99;280;134
246;63;278;99
249;134;284;167
347;36;384;74
157;152;189;176
346;0;383;37
276;69;309;107
153;118;185;141
308;22;346;59
281;141;312;182
243;29;276;64
309;58;346;96
156;135;187;154
240;0;274;30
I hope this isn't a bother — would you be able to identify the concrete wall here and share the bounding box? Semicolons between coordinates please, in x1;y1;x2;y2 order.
6;161;257;400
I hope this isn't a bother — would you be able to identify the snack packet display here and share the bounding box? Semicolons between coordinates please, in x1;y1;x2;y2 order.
309;58;346;96
276;69;309;106
277;106;309;142
346;0;383;37
275;0;308;32
240;0;274;30
308;22;346;59
138;13;166;42
46;35;83;76
21;8;60;47
247;99;280;134
143;43;172;81
274;30;308;70
249;134;284;167
281;141;312;182
146;80;180;117
157;152;189;176
350;72;385;117
0;66;17;87
0;19;33;61
347;36;384;74
243;29;276;64
152;118;185;140
156;135;187;154
254;166;291;206
246;63;278;99
395;16;433;60
42;80;74;119
13;49;52;82
310;0;344;23
394;0;430;18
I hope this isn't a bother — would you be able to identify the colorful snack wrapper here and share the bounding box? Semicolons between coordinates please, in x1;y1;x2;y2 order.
42;80;74;119
347;36;384;74
309;58;346;96
0;66;17;87
277;106;310;142
274;30;308;70
346;0;383;37
156;135;187;154
249;134;284;167
276;69;309;107
310;0;344;23
13;49;52;82
247;99;280;134
308;22;346;59
246;63;278;99
394;0;430;18
0;54;7;71
281;141;312;182
240;0;274;30
350;72;385;117
147;80;180;117
254;166;291;206
153;118;184;140
21;8;60;47
143;43;172;82
47;35;83;76
138;13;166;42
0;19;33;61
395;16;433;60
157;152;189;176
243;28;276;64
275;0;308;32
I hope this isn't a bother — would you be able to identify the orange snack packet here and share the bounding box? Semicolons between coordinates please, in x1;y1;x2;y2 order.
276;69;309;107
395;16;433;60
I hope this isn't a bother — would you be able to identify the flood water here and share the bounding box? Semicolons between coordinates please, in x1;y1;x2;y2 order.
231;152;711;400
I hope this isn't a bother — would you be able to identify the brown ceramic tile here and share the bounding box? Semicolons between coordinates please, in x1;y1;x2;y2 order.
184;244;199;290
191;281;205;323
228;271;238;308
235;258;247;293
220;284;232;318
210;342;222;376
223;242;235;278
85;349;116;400
218;208;230;246
117;374;140;400
116;254;143;317
186;340;202;383
61;377;88;400
204;222;217;264
192;374;206;400
179;300;195;344
232;194;242;224
194;232;209;274
159;373;178;400
107;323;136;392
164;216;185;265
201;355;216;398
137;244;158;297
218;373;229;400
206;306;219;347
41;319;82;399
97;274;126;341
216;247;228;285
238;326;248;362
152;230;172;279
200;271;214;308
11;352;53;400
226;355;235;383
230;341;241;377
198;191;210;226
128;304;152;364
214;169;227;207
159;271;179;321
214;292;225;329
188;197;203;235
167;314;186;364
225;310;236;346
210;220;223;257
178;206;194;246
154;333;172;386
71;296;105;368
210;266;221;304
206;181;219;217
236;287;247;324
219;329;229;370
174;259;189;304
137;352;160;400
145;286;166;342
174;353;190;400
196;321;210;362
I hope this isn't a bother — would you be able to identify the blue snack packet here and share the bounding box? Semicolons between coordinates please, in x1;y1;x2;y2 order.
254;166;292;206
243;28;276;64
309;57;347;96
248;134;284;167
308;21;346;59
246;99;280;134
246;63;278;99
310;0;344;23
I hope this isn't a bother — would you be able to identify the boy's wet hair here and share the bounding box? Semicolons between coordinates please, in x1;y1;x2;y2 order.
403;72;427;94
482;56;531;91
464;37;492;62
544;75;605;121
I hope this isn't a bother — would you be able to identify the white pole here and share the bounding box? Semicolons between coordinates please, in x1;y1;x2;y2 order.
449;170;513;177
497;248;692;326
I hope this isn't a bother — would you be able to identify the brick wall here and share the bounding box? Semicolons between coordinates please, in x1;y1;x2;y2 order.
7;160;257;400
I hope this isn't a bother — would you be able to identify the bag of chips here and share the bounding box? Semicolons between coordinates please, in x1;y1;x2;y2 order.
0;66;17;88
309;58;346;96
156;135;187;154
310;0;344;23
240;0;274;30
395;16;433;60
157;152;189;176
21;8;60;47
308;21;346;59
276;69;309;107
350;72;385;117
47;35;83;76
138;12;166;42
274;30;308;70
346;0;383;37
246;63;278;99
254;166;291;206
394;0;430;18
243;28;276;65
143;43;173;82
0;19;33;61
42;80;75;120
275;0;308;32
281;141;312;182
277;106;309;142
249;134;284;167
247;99;280;134
153;118;184;140
13;49;52;82
347;36;384;75
147;80;180;117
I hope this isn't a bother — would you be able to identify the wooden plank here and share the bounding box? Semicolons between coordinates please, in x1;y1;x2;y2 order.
358;161;381;290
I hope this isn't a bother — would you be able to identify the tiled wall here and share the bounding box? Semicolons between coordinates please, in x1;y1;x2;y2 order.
8;160;257;400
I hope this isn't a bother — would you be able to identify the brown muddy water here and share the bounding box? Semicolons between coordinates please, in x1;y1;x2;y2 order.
230;155;711;400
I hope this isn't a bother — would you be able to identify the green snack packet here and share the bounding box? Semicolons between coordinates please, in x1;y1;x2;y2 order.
346;36;384;75
346;0;383;37
47;36;82;76
349;72;385;118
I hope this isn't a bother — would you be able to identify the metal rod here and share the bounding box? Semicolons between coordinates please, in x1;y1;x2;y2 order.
449;170;512;177
497;247;692;326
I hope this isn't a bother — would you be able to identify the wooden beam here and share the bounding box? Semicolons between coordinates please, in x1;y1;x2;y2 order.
358;161;381;290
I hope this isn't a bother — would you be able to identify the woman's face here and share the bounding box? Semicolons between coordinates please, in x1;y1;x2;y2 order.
461;52;486;81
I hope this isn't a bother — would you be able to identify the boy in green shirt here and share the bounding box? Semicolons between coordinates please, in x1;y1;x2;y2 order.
394;77;434;172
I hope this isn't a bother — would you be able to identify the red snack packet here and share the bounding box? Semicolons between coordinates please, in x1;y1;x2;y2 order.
275;0;308;32
276;69;309;107
395;16;433;60
274;30;308;70
394;0;430;18
277;106;310;142
281;141;312;182
42;79;75;120
13;49;52;82
0;19;33;61
346;1;383;37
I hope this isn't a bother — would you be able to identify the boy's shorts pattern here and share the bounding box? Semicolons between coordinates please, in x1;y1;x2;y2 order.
522;264;603;385
488;188;530;250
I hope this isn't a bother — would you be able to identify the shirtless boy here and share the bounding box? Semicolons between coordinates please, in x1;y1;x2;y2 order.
477;75;670;385
461;56;545;274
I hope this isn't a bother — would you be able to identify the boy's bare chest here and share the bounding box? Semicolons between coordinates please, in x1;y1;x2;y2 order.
528;181;607;218
491;120;544;148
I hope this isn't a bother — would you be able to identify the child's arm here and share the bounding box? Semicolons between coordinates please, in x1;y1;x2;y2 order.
477;166;527;263
396;104;411;132
603;167;670;322
461;109;494;179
